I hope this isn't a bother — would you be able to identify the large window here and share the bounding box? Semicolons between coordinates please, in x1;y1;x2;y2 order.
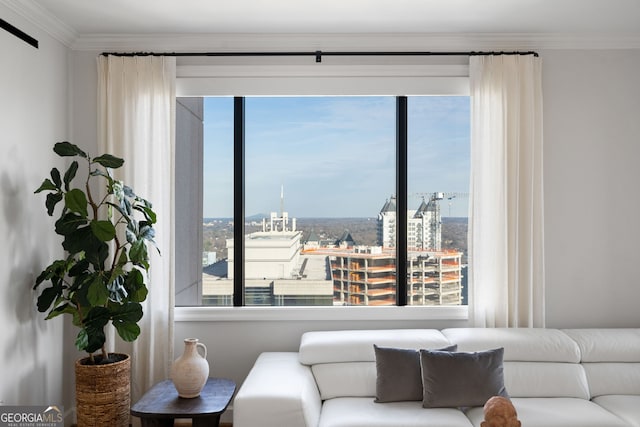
175;59;470;311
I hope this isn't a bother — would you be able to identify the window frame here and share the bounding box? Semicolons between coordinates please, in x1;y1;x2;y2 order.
175;57;470;321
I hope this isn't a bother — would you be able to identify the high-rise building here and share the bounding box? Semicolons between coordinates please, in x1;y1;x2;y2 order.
377;193;442;250
203;193;462;307
329;246;462;306
220;204;333;306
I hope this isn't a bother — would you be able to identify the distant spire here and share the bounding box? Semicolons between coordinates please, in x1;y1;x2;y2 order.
380;194;396;213
280;184;284;216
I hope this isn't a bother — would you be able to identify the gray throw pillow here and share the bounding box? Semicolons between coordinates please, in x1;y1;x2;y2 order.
419;347;508;408
374;344;457;403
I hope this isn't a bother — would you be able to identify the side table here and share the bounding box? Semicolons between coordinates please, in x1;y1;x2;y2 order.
131;377;236;427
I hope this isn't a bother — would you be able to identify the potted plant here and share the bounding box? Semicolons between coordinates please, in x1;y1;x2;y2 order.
34;141;158;426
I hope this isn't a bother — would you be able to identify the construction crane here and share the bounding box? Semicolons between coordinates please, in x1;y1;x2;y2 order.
411;192;469;217
408;192;470;250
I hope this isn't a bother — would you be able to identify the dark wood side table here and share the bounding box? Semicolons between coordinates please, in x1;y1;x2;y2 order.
131;377;236;427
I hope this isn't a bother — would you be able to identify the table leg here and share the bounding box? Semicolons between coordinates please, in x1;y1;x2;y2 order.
192;414;221;427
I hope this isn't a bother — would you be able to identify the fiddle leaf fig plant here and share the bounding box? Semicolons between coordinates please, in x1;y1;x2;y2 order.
34;141;158;364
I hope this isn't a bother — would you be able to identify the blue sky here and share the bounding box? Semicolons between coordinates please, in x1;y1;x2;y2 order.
203;96;469;218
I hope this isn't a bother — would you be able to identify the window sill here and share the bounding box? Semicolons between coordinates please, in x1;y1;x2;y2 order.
174;305;468;322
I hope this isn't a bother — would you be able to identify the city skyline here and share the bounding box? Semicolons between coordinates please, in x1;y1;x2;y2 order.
203;96;470;218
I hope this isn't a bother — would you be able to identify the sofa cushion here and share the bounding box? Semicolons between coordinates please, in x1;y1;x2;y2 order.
593;395;640;427
374;344;457;403
464;397;629;427
299;329;450;365
420;347;508;408
302;329;452;400
563;329;640;398
319;397;474;427
442;328;589;400
233;352;321;427
504;362;590;399
563;329;640;362
442;328;581;362
312;362;376;400
582;363;640;397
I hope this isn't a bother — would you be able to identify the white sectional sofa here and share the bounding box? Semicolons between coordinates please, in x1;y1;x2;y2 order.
233;328;640;427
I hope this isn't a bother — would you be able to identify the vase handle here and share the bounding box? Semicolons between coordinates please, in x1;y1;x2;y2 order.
196;342;207;360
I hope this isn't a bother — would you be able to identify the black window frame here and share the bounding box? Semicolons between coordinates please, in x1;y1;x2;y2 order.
230;95;412;307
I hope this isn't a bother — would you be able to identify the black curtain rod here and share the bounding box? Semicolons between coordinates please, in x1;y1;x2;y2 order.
101;50;538;62
1;18;39;49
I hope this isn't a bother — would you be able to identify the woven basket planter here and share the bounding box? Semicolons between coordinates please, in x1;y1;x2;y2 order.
75;353;130;427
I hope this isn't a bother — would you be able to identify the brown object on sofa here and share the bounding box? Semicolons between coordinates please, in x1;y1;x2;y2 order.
481;396;521;427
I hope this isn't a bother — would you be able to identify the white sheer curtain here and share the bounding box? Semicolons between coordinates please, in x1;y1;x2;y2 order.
468;54;545;328
97;55;176;400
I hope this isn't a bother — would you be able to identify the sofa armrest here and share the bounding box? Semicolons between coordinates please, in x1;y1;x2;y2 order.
233;352;322;427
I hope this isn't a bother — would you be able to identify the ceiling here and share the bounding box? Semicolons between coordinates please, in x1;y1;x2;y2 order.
27;0;640;36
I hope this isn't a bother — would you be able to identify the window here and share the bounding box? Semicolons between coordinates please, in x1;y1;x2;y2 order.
175;58;470;314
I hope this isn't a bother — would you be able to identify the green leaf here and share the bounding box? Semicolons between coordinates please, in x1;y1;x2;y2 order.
62;226;91;254
123;186;135;198
134;205;157;224
106;276;128;303
93;154;124;169
63;226;109;268
50;168;62;188
123;269;148;302
82;306;111;353
45;303;77;320
122;197;132;215
35;178;58;194
45;193;63;216
125;228;136;245
117;247;128;267
64;189;88;218
55;212;85;236
68;261;90;277
106;202;130;224
63;160;79;191
85;305;111;326
75;329;89;352
87;277;109;306
34;270;49;289
129;239;149;268
37;287;60;312
54;141;87;158
90;169;109;178
72;276;92;307
133;285;148;303
83;326;106;354
139;223;156;241
34;259;68;289
90;220;116;242
114;322;140;342
112;302;143;324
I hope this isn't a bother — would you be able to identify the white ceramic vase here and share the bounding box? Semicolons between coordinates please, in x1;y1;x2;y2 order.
170;338;210;398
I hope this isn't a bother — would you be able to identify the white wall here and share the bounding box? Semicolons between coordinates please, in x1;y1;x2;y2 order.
0;2;69;415
65;45;640;422
542;49;640;328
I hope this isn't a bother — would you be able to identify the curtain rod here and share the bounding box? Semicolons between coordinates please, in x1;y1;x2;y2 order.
1;18;39;49
100;50;538;62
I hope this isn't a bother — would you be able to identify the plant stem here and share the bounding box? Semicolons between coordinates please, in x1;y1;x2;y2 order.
85;173;99;220
110;233;123;272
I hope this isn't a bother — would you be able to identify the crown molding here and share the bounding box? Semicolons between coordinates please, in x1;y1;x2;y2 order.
0;0;77;47
73;32;640;53
2;1;638;53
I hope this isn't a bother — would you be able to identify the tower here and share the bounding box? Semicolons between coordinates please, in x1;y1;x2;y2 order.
377;195;397;248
